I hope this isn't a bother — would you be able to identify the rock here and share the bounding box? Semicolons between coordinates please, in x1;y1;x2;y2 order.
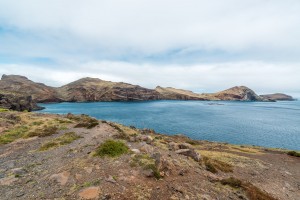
84;167;93;174
0;92;41;111
152;152;173;176
168;142;180;151
11;168;27;176
178;143;193;149
260;93;295;101
0;177;18;186
49;171;70;186
137;135;153;144
131;149;141;154
78;187;100;199
143;169;154;177
175;149;201;162
105;175;116;184
139;143;154;154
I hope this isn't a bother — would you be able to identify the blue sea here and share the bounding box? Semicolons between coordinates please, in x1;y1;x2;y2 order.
37;100;300;150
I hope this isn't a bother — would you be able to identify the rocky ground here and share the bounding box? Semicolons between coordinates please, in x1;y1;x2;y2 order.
0;111;299;200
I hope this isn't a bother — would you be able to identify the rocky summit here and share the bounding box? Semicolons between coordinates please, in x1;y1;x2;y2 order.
0;110;299;200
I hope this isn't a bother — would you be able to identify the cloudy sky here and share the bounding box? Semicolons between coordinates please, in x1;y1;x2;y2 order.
0;0;300;96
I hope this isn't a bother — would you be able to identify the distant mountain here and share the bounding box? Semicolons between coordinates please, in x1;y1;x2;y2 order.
57;77;160;102
260;93;295;101
0;75;60;103
209;86;265;101
1;74;292;109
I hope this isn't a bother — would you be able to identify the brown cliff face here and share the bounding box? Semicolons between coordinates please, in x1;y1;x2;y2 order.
155;86;210;100
260;93;294;101
0;75;61;103
0;91;42;111
57;78;160;102
209;86;264;101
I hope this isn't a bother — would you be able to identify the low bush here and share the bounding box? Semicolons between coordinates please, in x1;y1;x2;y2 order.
74;117;99;129
95;140;129;157
0;125;29;144
0;108;9;112
287;151;300;157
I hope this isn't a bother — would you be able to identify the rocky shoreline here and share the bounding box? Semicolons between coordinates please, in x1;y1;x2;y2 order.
0;110;299;199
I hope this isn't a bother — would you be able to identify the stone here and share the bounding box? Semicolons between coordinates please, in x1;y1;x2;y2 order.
143;169;154;177
168;142;179;151
78;187;100;199
131;149;141;154
175;149;201;162
11;168;27;176
49;171;70;186
140;143;153;154
179;143;193;149
105;175;116;184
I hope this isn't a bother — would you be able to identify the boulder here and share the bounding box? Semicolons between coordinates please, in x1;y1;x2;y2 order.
175;149;201;162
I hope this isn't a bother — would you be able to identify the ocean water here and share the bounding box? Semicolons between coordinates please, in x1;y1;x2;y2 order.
37;100;300;150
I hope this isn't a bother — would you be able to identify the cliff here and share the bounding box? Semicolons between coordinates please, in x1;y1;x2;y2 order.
260;93;295;101
0;91;42;111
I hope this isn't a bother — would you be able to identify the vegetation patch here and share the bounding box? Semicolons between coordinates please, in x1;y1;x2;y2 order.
109;122;131;140
95;140;129;157
203;156;233;173
74;116;99;129
0;125;29;144
130;154;161;179
39;132;82;151
287;151;300;157
219;177;277;200
26;125;58;137
0;108;9;112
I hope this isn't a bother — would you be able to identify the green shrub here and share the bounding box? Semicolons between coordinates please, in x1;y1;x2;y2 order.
95;140;129;157
0;108;9;112
287;151;300;157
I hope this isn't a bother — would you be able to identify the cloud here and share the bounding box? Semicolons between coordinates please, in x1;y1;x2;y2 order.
0;0;300;96
0;0;300;61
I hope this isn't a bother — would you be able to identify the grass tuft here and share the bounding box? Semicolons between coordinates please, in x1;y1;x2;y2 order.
220;177;242;188
74;116;99;129
0;108;9;112
203;156;233;173
26;126;58;137
95;140;129;157
39;132;81;151
0;125;29;144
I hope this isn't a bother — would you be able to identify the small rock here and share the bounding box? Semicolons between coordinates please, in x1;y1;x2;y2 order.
140;143;153;154
78;187;100;199
179;143;193;149
131;149;141;154
168;142;179;151
11;168;27;176
49;171;70;186
143;169;154;177
105;175;116;184
175;149;201;162
84;167;93;174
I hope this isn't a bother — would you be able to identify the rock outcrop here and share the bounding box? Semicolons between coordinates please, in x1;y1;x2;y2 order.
260;93;295;101
0;91;42;111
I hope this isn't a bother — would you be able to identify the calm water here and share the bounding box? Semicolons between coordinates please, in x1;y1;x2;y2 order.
37;100;300;150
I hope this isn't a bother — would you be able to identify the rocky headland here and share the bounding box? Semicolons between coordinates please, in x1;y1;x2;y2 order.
0;110;299;200
260;93;295;101
0;74;294;111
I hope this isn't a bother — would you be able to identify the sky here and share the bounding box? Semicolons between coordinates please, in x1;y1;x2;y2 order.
0;0;300;96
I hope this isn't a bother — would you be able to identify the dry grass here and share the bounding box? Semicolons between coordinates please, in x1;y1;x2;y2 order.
220;177;277;200
26;125;58;137
287;151;300;157
39;132;81;151
203;156;233;173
